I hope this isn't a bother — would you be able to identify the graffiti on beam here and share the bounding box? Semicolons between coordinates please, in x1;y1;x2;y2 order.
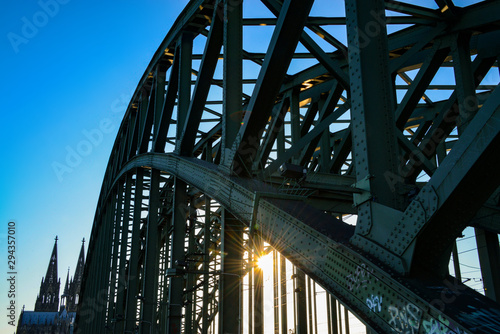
422;315;468;334
345;263;378;292
366;294;383;313
388;302;421;334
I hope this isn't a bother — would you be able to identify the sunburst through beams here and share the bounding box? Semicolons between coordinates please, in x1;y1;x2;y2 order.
256;252;274;272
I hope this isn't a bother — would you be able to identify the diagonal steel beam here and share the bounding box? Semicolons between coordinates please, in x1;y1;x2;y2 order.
299;82;344;167
229;0;315;176
389;85;500;275
404;55;497;181
262;0;350;90
395;41;450;129
178;9;224;156
153;51;180;152
264;101;351;178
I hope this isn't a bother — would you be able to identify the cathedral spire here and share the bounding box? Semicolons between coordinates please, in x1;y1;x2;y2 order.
74;238;85;285
34;236;60;312
63;267;70;296
66;238;85;312
61;267;70;311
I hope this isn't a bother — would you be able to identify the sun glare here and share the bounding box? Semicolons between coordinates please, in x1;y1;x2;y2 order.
257;253;274;271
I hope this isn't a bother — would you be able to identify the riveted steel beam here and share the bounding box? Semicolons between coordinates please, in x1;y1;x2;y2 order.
140;169;161;333
179;7;223;156
106;152;500;333
230;0;315;176
219;209;243;333
221;0;243;168
394;86;500;276
166;178;187;334
125;168;144;332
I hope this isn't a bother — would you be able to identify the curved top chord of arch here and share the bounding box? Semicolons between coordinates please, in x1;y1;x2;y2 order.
76;1;500;333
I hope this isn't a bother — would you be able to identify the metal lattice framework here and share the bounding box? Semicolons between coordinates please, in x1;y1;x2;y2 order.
75;0;500;333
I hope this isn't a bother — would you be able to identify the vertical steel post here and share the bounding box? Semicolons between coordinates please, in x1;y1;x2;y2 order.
219;209;243;334
307;277;313;334
141;169;161;333
100;197;115;332
475;228;500;301
312;282;318;334
452;243;462;281
273;250;279;334
337;302;342;334
344;307;350;334
345;0;400;209
115;173;132;333
294;268;307;334
159;210;172;331
290;89;301;164
248;251;254;334
125;169;144;332
452;32;477;134
176;32;193;148
202;196;211;334
221;0;243;169
185;206;196;334
345;0;403;259
280;254;287;334
326;295;338;334
254;235;264;334
107;182;123;330
167;178;187;333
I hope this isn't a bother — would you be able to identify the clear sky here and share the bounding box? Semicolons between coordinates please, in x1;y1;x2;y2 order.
0;1;187;331
0;0;491;333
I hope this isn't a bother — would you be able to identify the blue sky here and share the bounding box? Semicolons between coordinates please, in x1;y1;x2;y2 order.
0;0;187;329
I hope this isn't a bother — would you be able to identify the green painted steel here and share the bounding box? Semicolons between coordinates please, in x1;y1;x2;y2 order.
75;1;500;333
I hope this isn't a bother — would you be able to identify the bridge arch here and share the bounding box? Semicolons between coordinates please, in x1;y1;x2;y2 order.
76;1;500;333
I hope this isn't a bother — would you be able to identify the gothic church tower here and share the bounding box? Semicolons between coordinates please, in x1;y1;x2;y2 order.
34;236;60;312
65;238;85;312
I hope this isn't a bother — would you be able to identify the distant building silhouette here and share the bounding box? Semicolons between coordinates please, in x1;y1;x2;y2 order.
17;237;85;334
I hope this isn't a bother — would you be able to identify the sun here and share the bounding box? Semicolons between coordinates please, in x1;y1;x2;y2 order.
256;252;274;271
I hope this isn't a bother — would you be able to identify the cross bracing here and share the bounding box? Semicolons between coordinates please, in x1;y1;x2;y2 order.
75;0;500;333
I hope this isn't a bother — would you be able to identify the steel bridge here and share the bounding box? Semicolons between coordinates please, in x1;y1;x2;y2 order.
75;0;500;333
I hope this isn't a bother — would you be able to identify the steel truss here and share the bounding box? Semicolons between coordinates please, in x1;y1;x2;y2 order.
76;0;500;333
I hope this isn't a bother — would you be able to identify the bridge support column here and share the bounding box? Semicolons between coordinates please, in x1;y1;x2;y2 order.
254;235;264;334
221;0;242;169
273;250;279;334
280;254;288;334
326;295;338;334
219;209;243;334
202;196;211;334
184;202;197;334
115;173;132;333
294;268;307;334
99;195;115;332
475;228;500;301
159;213;172;332
166;178;188;334
345;0;405;270
107;181;123;331
141;169;161;333
125;168;144;332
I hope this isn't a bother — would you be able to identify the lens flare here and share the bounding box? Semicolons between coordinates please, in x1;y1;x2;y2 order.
256;253;273;271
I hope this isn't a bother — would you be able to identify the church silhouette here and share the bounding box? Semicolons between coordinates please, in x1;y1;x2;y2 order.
17;236;85;334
